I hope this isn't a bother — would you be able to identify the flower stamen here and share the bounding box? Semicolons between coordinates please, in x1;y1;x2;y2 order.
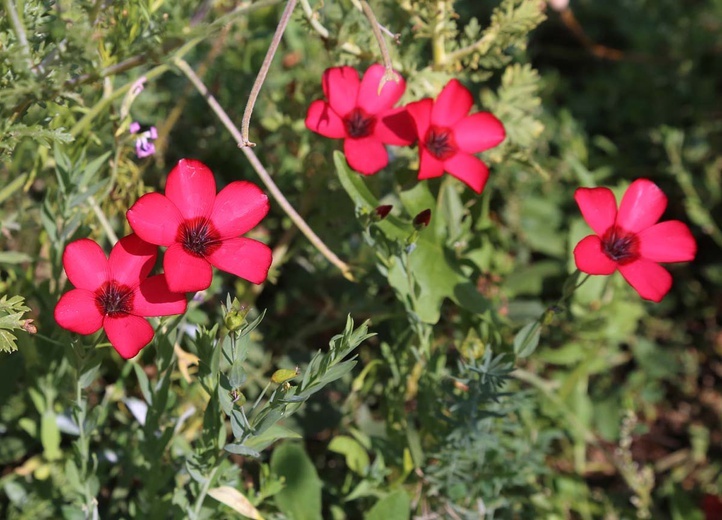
344;108;376;138
95;282;134;316
425;126;456;160
601;225;640;265
178;217;222;257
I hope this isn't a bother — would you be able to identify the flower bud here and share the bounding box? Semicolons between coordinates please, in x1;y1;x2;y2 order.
413;209;431;229
271;367;300;384
373;205;392;221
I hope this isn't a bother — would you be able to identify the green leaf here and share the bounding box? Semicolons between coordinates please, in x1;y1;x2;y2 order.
132;363;153;406
334;152;490;323
224;443;261;458
513;321;541;358
244;424;302;452
41;410;61;461
328;435;370;475
364;490;411;520
271;443;323;520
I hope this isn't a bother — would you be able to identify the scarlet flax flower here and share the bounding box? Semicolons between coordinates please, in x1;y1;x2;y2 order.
405;79;506;193
126;159;272;293
54;234;187;359
305;64;415;175
573;178;696;302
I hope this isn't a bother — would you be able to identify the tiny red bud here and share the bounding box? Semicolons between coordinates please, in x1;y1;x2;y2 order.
413;209;431;229
374;205;392;220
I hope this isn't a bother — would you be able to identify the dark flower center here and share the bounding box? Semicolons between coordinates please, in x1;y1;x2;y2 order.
95;281;134;316
177;217;222;257
425;125;456;160
344;108;376;138
601;225;640;265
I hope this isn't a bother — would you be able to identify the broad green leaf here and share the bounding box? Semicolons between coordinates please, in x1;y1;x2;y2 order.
244;424;302;453
224;443;262;458
513;321;541;358
271;443;322;520
364;490;411;520
40;410;61;461
328;435;370;475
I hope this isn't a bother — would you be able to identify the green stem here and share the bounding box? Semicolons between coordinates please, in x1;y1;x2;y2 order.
191;464;221;519
431;1;447;68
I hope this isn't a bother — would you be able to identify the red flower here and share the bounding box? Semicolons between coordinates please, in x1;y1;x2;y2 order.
54;234;187;359
573;178;696;302
126;159;272;293
405;79;506;193
305;64;415;175
703;494;722;520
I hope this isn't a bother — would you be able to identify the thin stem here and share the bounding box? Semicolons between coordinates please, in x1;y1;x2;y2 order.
360;0;400;88
174;58;354;280
88;195;119;245
191;464;220;519
4;0;33;69
431;0;447;68
240;0;298;148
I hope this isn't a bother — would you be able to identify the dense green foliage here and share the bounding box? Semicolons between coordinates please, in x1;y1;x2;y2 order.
1;0;720;518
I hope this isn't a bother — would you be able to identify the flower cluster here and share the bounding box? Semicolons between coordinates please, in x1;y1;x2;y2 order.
55;159;272;359
306;64;697;302
305;65;506;194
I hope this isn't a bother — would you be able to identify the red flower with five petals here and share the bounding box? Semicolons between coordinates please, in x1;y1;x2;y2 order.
305;64;415;175
126;159;272;293
574;178;696;302
405;79;506;193
54;234;187;359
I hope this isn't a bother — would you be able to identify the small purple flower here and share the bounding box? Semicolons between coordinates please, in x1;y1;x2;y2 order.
135;138;156;158
130;122;158;158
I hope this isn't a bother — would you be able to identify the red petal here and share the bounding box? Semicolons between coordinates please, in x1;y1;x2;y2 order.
616;178;667;233
108;234;157;288
417;147;445;179
206;237;273;285
443;153;490;193
132;275;187;317
573;235;617;275
63;239;108;291
452;112;505;153
305;100;346;138
322;66;360;117
126;193;183;246
343;137;388;175
54;289;103;334
104;314;154;359
376;107;416;146
357;64;406;115
405;99;433;143
618;258;672;302
163;242;213;293
165;159;217;220
431;79;473;127
574;187;617;236
210;181;270;239
637;220;696;263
